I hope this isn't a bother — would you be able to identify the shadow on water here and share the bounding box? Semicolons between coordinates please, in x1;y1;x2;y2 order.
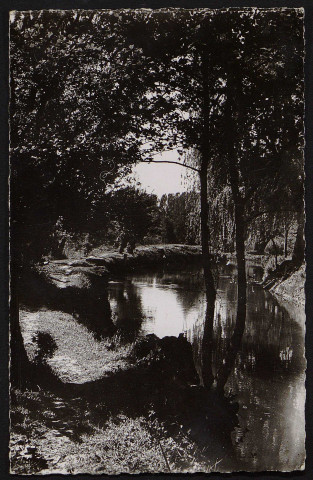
107;279;145;342
215;271;247;393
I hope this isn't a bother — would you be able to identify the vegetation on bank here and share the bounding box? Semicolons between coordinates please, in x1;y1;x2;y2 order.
12;305;229;474
266;264;305;307
20;310;134;383
11;390;219;475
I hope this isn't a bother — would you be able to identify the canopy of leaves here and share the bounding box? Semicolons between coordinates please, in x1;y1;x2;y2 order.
10;8;304;260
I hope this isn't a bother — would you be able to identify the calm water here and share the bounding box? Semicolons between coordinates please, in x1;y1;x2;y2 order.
107;261;306;471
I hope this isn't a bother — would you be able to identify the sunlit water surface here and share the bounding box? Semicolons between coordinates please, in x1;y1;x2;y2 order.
107;261;305;471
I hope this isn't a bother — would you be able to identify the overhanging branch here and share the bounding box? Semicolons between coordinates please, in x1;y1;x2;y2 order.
141;159;200;173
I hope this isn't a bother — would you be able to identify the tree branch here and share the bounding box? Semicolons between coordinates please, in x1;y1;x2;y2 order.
141;159;200;173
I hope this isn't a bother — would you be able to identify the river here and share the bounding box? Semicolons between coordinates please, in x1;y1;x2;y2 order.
107;260;306;471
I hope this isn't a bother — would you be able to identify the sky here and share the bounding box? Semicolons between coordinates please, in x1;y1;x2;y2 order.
130;150;190;197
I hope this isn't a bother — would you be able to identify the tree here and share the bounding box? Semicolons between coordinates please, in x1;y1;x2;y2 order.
211;9;304;390
159;192;200;244
107;187;159;243
10;10;152;388
10;10;151;264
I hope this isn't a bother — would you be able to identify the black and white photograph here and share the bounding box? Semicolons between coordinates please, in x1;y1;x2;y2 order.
9;7;306;474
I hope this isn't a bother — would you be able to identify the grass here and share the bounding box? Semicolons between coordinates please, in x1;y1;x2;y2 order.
269;263;305;307
11;311;221;474
261;254;305;307
10;390;216;474
20;309;135;383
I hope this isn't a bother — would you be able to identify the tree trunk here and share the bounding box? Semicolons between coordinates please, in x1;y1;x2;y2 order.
292;209;305;265
199;51;216;389
284;226;289;258
10;264;35;389
199;162;216;389
216;69;247;392
216;167;247;392
10;264;62;391
199;164;216;299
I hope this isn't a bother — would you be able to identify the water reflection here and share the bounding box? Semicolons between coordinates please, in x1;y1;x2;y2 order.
107;261;305;471
108;271;204;339
108;280;144;341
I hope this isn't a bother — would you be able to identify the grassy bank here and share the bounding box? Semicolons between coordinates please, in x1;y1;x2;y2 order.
12;299;235;474
268;264;305;307
11;389;217;474
20;310;134;383
12;308;223;475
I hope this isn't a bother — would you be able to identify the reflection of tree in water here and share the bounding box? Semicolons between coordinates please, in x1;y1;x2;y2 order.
210;282;299;389
193;261;247;467
157;268;206;322
205;262;292;393
197;266;304;464
184;264;295;393
235;293;305;471
243;293;302;377
212;309;236;379
191;293;238;388
109;280;145;341
174;283;204;315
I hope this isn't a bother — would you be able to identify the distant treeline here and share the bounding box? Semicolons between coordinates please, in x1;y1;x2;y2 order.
55;185;298;260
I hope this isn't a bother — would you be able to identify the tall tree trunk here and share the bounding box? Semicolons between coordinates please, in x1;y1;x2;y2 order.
216;69;247;392
199;52;216;389
292;208;305;265
199;162;216;389
199;162;216;299
10;73;35;388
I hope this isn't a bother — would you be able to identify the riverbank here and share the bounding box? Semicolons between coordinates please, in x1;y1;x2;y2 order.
36;244;202;291
86;244;202;272
226;253;305;307
268;264;305;307
19;310;134;383
10;388;223;474
13;307;229;474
